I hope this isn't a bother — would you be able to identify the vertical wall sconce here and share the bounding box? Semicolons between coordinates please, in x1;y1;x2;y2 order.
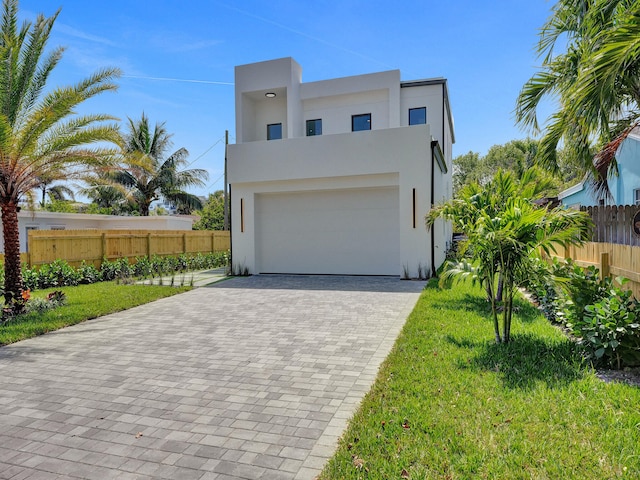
412;188;416;229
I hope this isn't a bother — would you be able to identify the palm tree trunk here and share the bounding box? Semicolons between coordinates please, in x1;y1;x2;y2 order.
488;272;502;343
496;273;504;302
1;201;24;306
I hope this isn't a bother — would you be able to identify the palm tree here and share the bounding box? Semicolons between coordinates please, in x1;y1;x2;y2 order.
36;171;75;208
110;114;208;216
516;0;640;197
427;169;591;343
0;0;120;307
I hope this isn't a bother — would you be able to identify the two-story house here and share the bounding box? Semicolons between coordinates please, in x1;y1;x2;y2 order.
227;57;454;277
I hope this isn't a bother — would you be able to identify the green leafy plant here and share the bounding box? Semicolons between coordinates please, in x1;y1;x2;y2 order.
567;280;640;369
554;260;611;325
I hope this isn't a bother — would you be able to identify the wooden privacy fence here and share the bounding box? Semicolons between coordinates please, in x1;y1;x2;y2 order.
21;230;230;268
581;205;640;246
549;242;640;299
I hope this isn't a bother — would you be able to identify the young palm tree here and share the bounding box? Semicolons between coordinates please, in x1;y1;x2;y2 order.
516;0;640;196
0;0;120;307
111;114;208;216
427;169;591;343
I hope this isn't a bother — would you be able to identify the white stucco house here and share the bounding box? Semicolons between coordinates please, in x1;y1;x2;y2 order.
227;57;454;277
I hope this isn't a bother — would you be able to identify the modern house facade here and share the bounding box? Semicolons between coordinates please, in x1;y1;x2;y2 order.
227;57;454;277
560;130;640;207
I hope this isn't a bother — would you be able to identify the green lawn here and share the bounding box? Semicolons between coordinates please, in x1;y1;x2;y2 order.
0;282;190;346
320;280;640;479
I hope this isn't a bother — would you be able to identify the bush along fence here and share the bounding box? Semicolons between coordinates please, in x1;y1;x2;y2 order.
0;251;229;293
524;257;640;370
581;205;640;246
10;229;231;269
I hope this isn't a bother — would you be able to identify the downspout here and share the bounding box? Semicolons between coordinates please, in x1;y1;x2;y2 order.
430;141;436;278
228;184;233;272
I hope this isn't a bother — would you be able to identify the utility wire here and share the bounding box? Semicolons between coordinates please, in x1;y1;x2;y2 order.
187;135;226;167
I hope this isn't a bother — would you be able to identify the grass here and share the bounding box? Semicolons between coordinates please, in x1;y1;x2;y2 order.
319;280;640;479
0;282;190;346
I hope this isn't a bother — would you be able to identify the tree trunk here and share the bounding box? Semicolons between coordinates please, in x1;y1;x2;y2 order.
496;273;504;302
1;201;24;306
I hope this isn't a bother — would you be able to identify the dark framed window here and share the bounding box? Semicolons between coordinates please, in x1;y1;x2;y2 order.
306;119;322;136
352;113;371;132
267;123;282;140
409;107;427;125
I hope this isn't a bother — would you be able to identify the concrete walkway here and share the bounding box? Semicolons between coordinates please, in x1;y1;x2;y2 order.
136;268;228;288
0;275;425;480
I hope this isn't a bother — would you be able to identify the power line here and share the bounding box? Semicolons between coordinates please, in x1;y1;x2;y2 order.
123;74;234;86
187;135;226;167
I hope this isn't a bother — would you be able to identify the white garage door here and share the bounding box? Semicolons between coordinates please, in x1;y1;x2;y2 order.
255;187;399;275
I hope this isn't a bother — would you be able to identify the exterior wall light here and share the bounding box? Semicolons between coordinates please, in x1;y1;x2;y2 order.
265;92;276;98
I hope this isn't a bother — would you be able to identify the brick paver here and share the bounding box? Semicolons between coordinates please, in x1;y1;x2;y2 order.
0;275;424;479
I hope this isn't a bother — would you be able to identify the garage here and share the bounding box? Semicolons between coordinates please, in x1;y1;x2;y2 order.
254;187;400;275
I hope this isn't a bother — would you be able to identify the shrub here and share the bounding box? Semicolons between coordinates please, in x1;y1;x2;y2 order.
133;256;152;277
554;260;611;325
100;257;133;281
567;282;640;369
521;257;560;322
77;261;100;284
35;259;80;288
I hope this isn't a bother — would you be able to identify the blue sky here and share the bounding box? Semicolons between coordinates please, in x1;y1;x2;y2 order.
20;0;555;197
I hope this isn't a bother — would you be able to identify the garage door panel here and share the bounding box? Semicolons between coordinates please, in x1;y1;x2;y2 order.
255;187;399;275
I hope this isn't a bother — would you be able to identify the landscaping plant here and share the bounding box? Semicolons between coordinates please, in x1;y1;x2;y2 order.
427;169;591;343
567;281;640;369
0;0;121;310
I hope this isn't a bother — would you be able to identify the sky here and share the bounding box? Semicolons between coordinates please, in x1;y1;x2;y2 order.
20;0;557;198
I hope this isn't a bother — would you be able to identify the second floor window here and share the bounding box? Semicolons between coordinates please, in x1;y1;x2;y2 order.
306;119;322;136
267;123;282;140
352;113;371;132
409;107;427;125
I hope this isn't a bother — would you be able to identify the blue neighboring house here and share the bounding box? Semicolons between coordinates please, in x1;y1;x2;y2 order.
559;130;640;207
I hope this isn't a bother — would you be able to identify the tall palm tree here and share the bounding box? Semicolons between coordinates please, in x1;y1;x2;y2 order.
0;0;120;307
515;0;640;196
111;114;208;216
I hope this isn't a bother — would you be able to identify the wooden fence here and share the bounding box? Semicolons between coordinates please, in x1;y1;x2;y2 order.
581;205;640;246
6;230;230;268
549;241;640;299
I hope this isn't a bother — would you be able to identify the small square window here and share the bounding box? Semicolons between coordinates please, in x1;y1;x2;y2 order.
352;113;371;132
306;119;322;136
409;107;427;125
634;188;640;205
267;123;282;140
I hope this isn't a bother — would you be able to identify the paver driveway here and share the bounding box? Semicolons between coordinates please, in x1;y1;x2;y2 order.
0;275;424;480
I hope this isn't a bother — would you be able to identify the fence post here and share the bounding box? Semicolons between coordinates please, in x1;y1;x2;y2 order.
600;252;610;280
183;232;187;254
146;233;152;259
211;232;215;253
101;233;106;265
564;245;570;259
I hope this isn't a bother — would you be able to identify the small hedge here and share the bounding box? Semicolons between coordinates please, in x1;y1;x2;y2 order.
525;257;640;370
1;251;229;292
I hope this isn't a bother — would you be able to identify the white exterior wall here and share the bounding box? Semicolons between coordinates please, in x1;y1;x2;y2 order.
229;126;434;276
229;57;454;277
3;211;193;252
